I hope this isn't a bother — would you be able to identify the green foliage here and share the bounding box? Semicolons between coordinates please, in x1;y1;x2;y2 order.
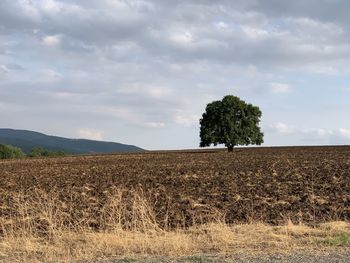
0;144;25;159
200;95;264;151
29;147;66;157
320;233;350;246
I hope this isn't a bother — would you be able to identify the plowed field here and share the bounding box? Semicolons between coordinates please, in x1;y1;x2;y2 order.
1;146;349;229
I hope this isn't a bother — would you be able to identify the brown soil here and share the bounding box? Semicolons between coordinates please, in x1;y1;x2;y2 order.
0;146;349;229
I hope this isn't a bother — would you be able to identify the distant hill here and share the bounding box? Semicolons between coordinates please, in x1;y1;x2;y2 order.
0;128;144;154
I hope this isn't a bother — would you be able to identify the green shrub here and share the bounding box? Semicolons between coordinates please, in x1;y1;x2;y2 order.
29;147;66;157
29;147;47;157
48;150;66;157
0;144;25;159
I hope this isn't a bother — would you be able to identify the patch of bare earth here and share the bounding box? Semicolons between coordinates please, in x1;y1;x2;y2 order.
0;146;349;261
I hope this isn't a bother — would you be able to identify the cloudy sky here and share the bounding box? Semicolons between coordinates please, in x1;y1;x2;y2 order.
1;0;350;150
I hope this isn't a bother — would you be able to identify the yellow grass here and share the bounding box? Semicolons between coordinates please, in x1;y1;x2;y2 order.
0;190;349;262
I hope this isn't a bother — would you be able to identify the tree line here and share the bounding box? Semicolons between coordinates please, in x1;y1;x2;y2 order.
0;144;66;159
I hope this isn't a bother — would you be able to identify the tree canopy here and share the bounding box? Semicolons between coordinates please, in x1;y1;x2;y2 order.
0;144;25;159
199;95;264;152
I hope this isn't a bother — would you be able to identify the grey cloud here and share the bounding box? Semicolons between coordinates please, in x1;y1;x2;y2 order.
4;63;24;70
1;0;350;66
267;122;350;145
238;0;350;26
0;1;39;33
1;0;350;149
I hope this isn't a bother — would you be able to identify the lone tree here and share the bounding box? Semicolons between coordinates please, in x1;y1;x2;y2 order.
200;95;264;152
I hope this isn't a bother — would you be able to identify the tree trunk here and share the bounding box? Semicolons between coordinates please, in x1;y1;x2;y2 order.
228;145;234;152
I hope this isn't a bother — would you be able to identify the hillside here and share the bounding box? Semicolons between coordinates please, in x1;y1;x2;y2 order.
0;128;144;154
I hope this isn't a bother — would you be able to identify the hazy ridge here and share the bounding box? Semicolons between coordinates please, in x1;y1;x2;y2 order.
0;128;144;154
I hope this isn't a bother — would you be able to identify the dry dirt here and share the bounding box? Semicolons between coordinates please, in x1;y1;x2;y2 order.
0;146;350;262
0;146;349;229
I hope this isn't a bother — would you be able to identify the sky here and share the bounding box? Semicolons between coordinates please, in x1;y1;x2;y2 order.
1;0;350;150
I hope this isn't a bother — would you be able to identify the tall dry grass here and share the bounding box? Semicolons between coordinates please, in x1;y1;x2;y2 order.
0;189;349;262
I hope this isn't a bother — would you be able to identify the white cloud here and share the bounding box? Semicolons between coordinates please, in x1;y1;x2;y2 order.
17;0;41;20
271;122;295;134
145;122;166;128
269;123;350;144
42;35;61;46
297;64;339;75
94;106;140;124
40;69;62;81
216;21;229;30
77;129;103;141
170;31;193;45
0;65;10;73
302;128;334;139
104;0;154;11
271;123;333;137
92;106;166;129
286;17;344;37
52;92;75;99
338;128;350;139
269;82;291;93
175;113;199;127
117;83;173;99
40;0;62;14
241;25;269;39
302;128;350;144
148;87;172;99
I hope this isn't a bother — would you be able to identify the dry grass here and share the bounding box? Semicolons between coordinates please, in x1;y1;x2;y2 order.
0;189;349;262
